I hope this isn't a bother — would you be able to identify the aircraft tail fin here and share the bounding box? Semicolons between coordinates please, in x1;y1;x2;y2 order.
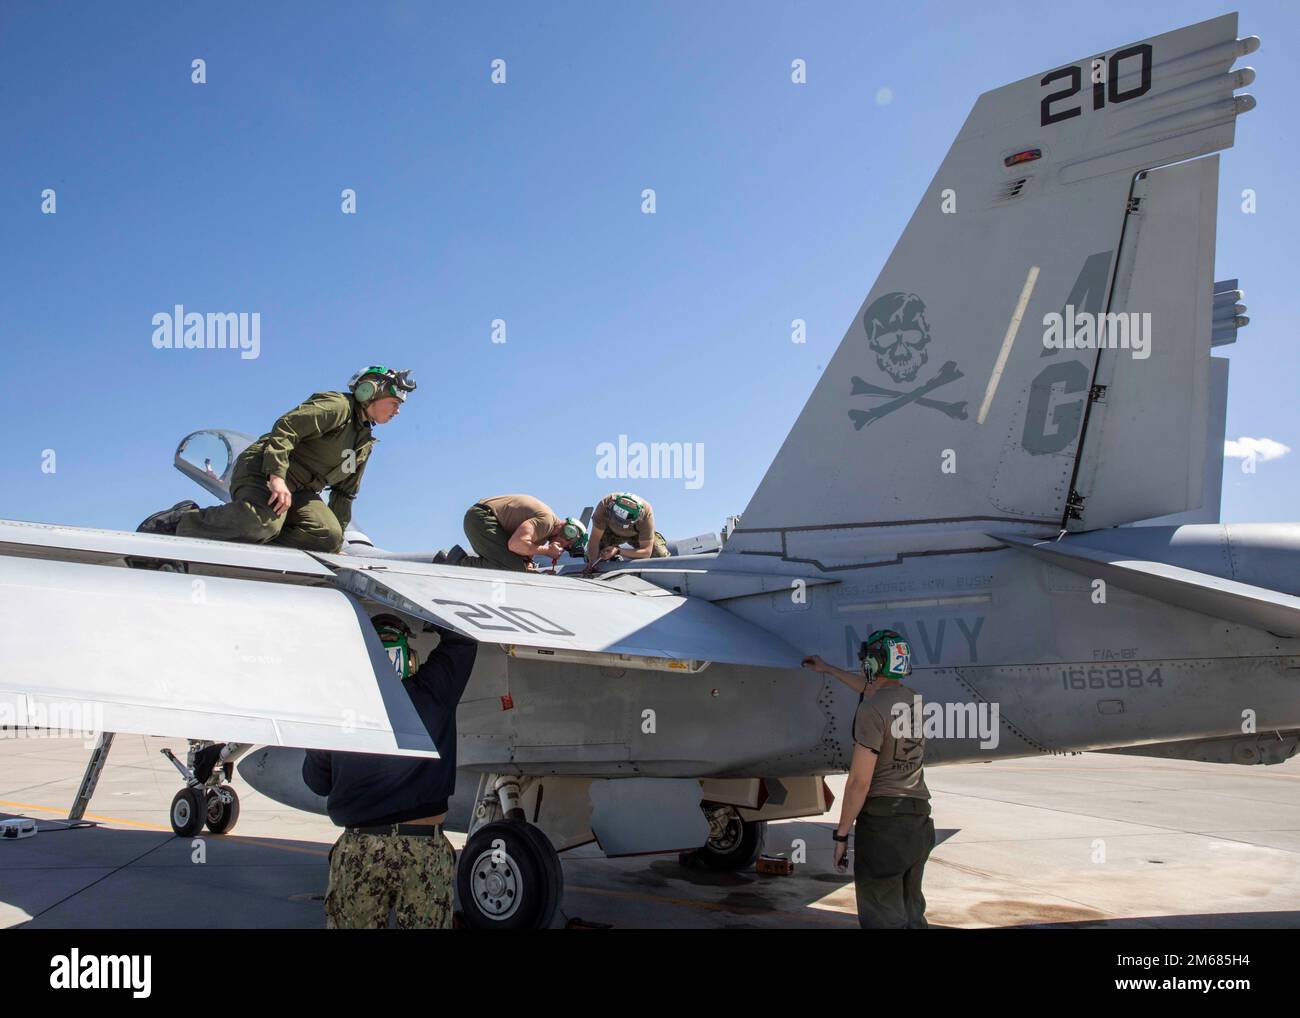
1135;351;1229;527
728;15;1256;569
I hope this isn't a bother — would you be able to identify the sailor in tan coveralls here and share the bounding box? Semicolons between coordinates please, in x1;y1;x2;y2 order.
585;492;669;569
803;629;935;929
455;494;587;572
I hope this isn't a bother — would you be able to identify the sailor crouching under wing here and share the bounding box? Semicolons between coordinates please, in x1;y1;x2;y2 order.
303;615;476;929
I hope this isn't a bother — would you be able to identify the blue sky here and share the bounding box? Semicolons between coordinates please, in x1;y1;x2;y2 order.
2;0;1296;550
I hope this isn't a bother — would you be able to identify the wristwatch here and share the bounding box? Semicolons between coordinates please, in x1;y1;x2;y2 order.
831;831;850;843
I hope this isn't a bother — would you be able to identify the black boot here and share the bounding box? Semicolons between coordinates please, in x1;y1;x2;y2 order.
136;500;199;536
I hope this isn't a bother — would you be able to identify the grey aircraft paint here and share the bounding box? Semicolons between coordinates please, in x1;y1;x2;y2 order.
0;15;1286;860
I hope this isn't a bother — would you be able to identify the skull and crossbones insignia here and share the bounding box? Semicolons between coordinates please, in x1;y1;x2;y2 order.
849;291;968;429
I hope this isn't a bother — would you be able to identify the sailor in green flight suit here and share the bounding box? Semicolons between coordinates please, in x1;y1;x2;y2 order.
139;366;415;554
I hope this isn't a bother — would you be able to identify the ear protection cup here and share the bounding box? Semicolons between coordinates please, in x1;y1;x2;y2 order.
349;366;415;405
860;629;911;680
371;613;417;678
561;517;588;551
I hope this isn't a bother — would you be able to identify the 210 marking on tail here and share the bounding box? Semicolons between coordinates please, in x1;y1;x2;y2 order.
1040;44;1152;126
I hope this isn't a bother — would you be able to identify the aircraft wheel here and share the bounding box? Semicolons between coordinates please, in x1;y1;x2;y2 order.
456;820;562;929
698;813;765;870
205;786;241;835
169;788;206;837
516;821;564;925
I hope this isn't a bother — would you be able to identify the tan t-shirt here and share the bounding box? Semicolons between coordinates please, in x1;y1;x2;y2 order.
852;683;930;800
592;493;655;544
480;494;558;542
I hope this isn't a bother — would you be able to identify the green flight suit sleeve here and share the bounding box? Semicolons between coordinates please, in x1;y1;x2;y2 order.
327;454;368;532
260;396;350;480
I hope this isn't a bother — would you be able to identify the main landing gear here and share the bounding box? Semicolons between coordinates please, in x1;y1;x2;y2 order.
163;741;250;837
456;775;563;930
696;804;766;870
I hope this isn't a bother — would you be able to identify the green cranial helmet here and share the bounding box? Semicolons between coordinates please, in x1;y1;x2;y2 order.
858;629;912;680
372;613;418;679
609;493;644;527
561;517;588;553
349;365;418;404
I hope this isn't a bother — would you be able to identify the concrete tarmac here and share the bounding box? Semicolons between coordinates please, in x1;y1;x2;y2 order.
2;734;1298;929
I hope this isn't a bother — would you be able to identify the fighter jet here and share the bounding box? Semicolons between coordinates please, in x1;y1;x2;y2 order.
1;13;1284;929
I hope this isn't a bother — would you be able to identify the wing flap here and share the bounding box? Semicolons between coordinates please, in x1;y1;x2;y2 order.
328;561;804;669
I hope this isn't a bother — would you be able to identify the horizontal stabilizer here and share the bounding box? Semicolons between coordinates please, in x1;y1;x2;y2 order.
1098;730;1300;766
994;532;1300;638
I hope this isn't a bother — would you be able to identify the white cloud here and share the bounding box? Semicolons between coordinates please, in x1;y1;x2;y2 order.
1224;436;1291;463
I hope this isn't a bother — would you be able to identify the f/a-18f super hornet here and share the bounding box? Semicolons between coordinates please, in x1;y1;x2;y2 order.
1;14;1284;928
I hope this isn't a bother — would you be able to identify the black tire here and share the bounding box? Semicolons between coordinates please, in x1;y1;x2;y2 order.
170;788;206;837
515;821;564;928
698;813;766;870
456;820;561;929
205;786;241;835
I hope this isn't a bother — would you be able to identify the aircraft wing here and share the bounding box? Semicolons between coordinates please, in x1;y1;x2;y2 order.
0;552;441;755
318;555;804;668
0;520;803;754
993;532;1300;638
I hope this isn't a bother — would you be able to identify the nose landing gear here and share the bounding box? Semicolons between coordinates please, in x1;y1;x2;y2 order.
163;741;249;837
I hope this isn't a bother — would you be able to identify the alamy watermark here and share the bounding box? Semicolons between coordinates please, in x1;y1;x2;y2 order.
1043;306;1150;360
890;696;1000;750
1;701;104;748
596;434;704;490
151;305;260;360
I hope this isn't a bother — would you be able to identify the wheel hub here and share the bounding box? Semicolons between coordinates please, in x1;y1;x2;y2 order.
470;850;520;920
709;817;742;853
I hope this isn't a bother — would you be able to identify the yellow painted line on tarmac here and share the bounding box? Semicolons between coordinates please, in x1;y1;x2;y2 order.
0;799;171;832
230;837;329;857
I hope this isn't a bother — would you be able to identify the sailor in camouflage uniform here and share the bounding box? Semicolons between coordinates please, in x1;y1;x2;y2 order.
304;614;477;929
323;825;457;929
